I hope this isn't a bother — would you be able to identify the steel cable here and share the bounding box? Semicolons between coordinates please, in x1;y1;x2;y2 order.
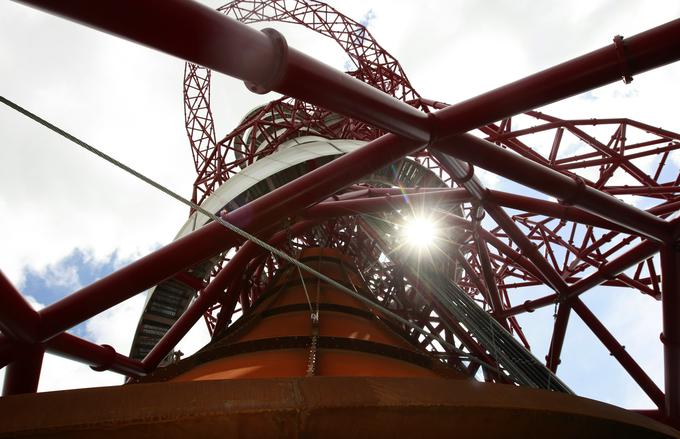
1;95;502;373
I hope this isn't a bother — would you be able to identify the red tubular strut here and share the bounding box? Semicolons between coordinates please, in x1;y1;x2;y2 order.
142;219;321;370
0;271;41;343
661;246;680;422
435;134;671;242
46;333;146;377
13;0;431;143
1;344;44;396
3;3;680;419
9;1;679;345
572;298;665;410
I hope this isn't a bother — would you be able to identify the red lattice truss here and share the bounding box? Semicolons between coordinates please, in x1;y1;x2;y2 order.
3;0;680;428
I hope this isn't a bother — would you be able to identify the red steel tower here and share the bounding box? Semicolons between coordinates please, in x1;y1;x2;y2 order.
2;0;680;437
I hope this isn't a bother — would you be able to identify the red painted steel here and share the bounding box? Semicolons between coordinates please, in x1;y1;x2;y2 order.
2;0;680;429
46;333;146;377
16;0;430;143
1;344;43;396
0;271;41;343
572;298;665;409
661;246;680;421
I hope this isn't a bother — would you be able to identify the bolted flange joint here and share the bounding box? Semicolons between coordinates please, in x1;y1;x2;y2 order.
244;28;289;95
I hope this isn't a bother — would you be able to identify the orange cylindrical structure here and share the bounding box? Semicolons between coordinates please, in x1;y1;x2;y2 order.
151;248;462;382
0;248;678;437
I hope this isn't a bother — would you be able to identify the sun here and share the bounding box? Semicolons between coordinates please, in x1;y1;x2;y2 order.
401;216;438;249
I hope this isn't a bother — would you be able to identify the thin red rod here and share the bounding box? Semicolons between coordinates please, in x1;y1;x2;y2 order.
487;190;637;235
303;188;472;218
473;233;509;329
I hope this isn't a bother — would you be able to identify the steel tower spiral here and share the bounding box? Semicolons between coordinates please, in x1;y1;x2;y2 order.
2;0;680;436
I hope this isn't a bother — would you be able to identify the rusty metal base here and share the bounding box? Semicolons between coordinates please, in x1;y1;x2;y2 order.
0;377;677;438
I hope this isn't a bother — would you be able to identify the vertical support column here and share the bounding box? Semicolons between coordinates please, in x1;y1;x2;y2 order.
661;245;680;424
473;233;509;330
546;304;571;372
2;344;44;396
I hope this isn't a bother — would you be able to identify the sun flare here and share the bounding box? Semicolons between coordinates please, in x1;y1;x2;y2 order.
402;216;437;248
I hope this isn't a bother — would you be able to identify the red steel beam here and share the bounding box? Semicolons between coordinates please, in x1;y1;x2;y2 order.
303;188;472;218
0;271;41;343
0;332;146;378
142;219;320;370
0;335;19;369
1;344;44;396
473;232;509;329
435;134;672;242
487;191;637;235
502;238;662;318
545;304;571;372
37;133;424;344
46;333;146;377
7;2;680;368
430;19;680;140
14;0;431;143
572;298;665;410
661;245;680;422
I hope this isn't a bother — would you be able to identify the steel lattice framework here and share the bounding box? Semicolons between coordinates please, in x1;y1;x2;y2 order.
185;0;424;206
2;0;680;430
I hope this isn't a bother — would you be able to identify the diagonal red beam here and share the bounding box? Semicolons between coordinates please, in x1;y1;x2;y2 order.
46;333;146;377
14;1;680;238
142;219;319;370
0;335;19;369
0;271;41;343
487;190;638;235
502;237;663;318
435;133;672;242
8;2;679;355
545;304;571;373
303;188;472;218
37;133;424;343
473;232;509;329
0;332;146;378
430;19;680;140
572;298;665;410
15;0;431;142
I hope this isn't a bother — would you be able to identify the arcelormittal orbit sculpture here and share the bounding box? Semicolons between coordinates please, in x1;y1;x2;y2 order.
1;1;680;437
